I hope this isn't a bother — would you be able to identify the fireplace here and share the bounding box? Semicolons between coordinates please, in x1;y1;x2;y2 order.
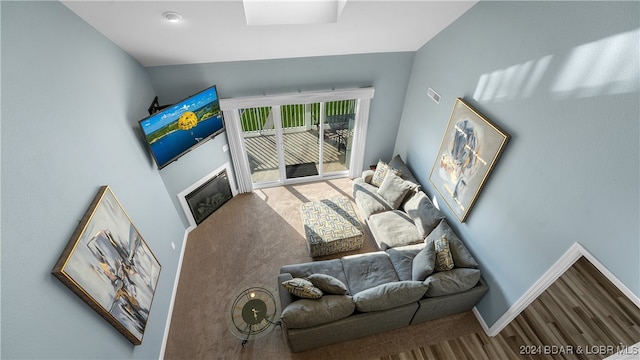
184;169;233;225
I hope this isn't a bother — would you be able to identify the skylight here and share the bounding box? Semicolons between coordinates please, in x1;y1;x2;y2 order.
243;0;347;26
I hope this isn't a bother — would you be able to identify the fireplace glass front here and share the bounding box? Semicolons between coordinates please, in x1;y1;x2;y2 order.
185;170;233;225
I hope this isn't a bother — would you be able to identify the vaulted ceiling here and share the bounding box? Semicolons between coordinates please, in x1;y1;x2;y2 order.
61;1;477;67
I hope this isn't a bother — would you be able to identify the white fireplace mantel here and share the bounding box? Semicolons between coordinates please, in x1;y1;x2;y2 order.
177;162;238;229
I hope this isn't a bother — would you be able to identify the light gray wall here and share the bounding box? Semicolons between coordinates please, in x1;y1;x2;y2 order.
395;1;639;326
1;2;185;358
146;53;415;226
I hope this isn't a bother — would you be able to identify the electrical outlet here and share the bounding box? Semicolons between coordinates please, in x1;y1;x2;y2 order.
171;241;176;250
223;144;229;152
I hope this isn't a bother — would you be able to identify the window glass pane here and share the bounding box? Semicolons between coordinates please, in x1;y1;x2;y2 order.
323;99;356;173
282;103;320;179
240;107;280;183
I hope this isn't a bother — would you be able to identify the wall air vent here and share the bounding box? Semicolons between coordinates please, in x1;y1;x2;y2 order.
427;87;441;104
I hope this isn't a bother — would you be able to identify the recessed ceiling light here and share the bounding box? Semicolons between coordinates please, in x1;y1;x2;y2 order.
163;11;183;23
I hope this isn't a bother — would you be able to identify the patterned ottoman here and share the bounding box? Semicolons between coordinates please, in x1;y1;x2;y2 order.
300;197;364;257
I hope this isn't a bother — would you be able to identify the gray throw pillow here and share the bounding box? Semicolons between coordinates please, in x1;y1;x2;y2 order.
308;273;349;295
353;281;428;312
403;191;444;238
377;171;411;209
280;295;355;328
388;154;419;184
425;220;479;268
412;242;436;281
424;268;481;297
386;243;425;281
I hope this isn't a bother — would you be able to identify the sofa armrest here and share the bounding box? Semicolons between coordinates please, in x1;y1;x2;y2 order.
362;169;375;184
278;273;295;310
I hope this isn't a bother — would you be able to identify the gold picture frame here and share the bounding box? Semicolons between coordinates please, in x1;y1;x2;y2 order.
429;98;509;222
52;186;161;345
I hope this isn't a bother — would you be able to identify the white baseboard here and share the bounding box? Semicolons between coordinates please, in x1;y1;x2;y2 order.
472;306;491;334
475;242;640;337
159;226;195;360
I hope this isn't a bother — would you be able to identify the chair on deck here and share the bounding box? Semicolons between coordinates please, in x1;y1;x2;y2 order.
325;114;354;151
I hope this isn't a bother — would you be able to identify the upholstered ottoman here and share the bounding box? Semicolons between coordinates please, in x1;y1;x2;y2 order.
300;197;364;257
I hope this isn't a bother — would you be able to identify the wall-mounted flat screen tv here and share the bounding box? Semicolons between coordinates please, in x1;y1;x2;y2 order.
139;85;224;169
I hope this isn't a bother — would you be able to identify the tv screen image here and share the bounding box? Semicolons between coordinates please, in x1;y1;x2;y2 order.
139;85;224;169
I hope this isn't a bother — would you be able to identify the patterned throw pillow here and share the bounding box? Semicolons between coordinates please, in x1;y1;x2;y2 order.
371;160;403;188
434;235;455;272
282;278;323;299
370;160;389;187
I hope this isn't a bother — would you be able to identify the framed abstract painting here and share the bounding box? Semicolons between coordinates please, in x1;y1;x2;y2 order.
429;98;509;222
52;186;161;345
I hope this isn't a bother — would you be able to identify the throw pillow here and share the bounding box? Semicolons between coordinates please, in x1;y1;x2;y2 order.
308;273;349;295
403;191;444;238
434;235;455;272
377;170;411;209
388;154;417;180
280;295;355;328
411;242;436;281
353;281;428;312
387;243;425;281
425;268;481;297
370;160;389;187
426;220;479;269
282;278;323;299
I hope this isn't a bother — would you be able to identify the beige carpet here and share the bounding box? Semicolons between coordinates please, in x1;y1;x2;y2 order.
163;178;482;359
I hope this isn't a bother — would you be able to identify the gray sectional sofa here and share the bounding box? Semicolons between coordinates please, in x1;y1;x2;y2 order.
277;155;488;352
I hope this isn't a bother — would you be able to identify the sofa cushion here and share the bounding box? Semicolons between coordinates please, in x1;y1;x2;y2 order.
425;268;481;297
280;258;348;286
426;220;479;268
434;235;455;272
403;191;444;238
386;243;425;281
361;169;375;184
282;278;323;299
377;171;412;209
308;273;349;295
353;179;392;219
368;210;423;250
388;154;419;185
280;295;355;328
411;242;436;281
353;281;428;312
341;252;399;294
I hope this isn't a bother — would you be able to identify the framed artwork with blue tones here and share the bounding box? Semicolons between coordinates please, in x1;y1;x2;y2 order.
52;186;161;345
429;98;509;222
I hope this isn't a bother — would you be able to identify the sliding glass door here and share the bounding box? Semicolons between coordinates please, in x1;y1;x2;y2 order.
322;100;356;174
220;87;374;192
239;101;355;187
281;103;320;180
240;106;280;183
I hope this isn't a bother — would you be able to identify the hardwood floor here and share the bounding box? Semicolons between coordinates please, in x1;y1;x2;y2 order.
382;257;640;360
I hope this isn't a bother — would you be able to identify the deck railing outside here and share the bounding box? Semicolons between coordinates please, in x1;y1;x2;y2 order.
240;100;356;133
